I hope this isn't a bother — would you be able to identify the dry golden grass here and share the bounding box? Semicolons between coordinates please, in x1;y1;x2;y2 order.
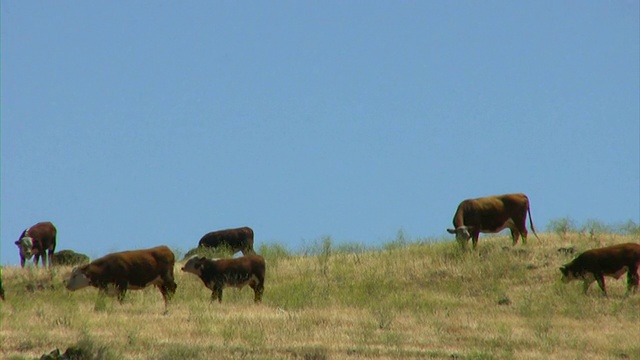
1;233;639;359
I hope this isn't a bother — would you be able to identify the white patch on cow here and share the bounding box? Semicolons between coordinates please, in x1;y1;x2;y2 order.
65;269;91;291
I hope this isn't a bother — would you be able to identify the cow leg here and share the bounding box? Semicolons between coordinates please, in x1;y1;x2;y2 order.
160;272;177;301
509;228;521;246
33;254;40;267
250;282;264;303
211;283;223;303
626;268;639;295
594;275;607;296
47;249;55;267
471;232;480;249
514;219;528;245
582;279;595;294
116;283;128;303
20;257;26;268
159;280;177;304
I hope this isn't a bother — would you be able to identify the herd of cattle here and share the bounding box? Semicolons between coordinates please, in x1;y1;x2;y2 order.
2;193;639;306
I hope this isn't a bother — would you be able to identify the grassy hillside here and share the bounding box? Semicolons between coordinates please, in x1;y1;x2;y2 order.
1;233;639;359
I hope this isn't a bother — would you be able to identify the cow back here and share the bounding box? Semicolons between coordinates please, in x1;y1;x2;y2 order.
454;193;529;230
198;227;254;254
87;246;175;287
570;243;640;274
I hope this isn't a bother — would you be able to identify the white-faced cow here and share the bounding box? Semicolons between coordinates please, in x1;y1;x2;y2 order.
560;242;640;296
15;221;57;268
64;246;177;308
182;255;265;303
198;226;255;255
446;193;539;249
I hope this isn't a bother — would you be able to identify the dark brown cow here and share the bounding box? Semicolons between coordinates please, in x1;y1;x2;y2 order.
560;243;640;296
181;255;265;303
15;221;57;268
446;193;539;249
52;250;90;266
64;246;177;308
198;226;255;255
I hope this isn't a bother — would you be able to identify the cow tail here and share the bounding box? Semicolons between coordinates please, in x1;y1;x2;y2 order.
528;204;540;240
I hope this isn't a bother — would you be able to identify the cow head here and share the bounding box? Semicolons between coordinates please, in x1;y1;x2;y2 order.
64;266;92;291
15;236;34;260
559;264;588;283
447;226;473;244
181;256;208;276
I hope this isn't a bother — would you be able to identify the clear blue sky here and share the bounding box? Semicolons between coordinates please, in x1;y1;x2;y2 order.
2;2;639;265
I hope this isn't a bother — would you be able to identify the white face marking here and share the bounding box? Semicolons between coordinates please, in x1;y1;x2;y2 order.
453;227;471;242
65;269;92;291
181;257;203;276
17;237;34;259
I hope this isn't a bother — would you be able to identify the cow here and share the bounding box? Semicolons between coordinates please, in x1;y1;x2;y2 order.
52;250;90;266
559;242;640;296
197;226;255;255
181;255;265;303
64;246;177;308
15;221;57;268
446;193;539;249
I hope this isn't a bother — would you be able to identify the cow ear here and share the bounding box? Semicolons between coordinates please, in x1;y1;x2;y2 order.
559;266;566;274
446;229;456;234
14;240;19;245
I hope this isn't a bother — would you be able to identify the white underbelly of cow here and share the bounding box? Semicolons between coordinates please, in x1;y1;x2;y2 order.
481;219;515;233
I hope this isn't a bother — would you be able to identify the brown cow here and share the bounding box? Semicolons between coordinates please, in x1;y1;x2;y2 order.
446;193;539;249
15;221;57;268
559;243;640;296
64;246;177;307
198;226;255;255
181;255;265;303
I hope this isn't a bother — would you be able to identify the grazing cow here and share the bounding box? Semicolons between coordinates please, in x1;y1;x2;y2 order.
559;243;640;296
182;255;265;303
198;226;255;255
64;246;177;307
52;250;90;266
15;221;57;268
446;193;539;249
